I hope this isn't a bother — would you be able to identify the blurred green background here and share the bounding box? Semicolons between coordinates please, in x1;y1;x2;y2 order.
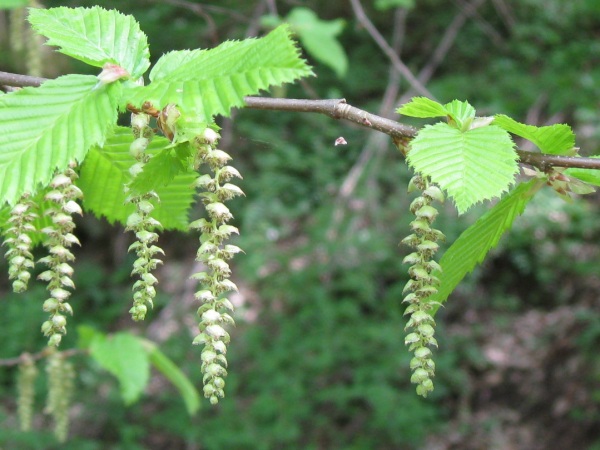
1;0;600;448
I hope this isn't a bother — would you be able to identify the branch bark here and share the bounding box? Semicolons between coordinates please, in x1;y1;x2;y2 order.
1;70;599;171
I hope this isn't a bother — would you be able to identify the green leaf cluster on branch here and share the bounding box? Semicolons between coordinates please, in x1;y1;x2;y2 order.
0;4;312;418
396;96;599;392
1;5;600;438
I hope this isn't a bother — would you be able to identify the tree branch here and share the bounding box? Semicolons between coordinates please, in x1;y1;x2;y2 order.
349;0;434;99
1;70;599;171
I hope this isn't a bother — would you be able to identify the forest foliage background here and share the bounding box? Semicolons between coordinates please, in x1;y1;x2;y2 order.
1;0;600;448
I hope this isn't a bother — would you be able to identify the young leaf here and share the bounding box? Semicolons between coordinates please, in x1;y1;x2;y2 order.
142;340;201;415
429;179;543;313
28;6;150;79
565;157;600;186
493;114;575;155
89;333;150;405
0;75;120;206
286;7;347;78
397;97;448;119
127;24;313;121
444;99;476;129
407;122;518;214
77;127;197;230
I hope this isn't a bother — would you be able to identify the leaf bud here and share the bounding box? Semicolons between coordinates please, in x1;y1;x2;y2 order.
97;63;130;85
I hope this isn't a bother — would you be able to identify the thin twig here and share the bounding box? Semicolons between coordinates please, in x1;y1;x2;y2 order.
1;70;599;171
349;0;434;99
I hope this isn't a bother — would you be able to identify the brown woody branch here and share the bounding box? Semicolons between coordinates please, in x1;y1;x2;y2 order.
1;70;599;171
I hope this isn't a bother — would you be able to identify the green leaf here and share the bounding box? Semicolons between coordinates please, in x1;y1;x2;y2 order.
429;179;543;314
77;325;103;350
28;6;150;78
89;332;150;405
142;340;201;415
493;114;576;155
286;7;347;78
128;24;313;121
397;97;448;119
444;99;476;129
77;127;197;230
129;143;192;194
407;123;519;214
566;157;600;186
0;74;120;207
375;0;415;10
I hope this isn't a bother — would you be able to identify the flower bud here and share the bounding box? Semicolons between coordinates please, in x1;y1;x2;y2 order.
130;137;149;159
205;325;227;339
43;298;59;312
63;200;82;215
206;202;233;222
52;314;67;328
414;347;432;359
202;309;222;323
47;334;62;347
